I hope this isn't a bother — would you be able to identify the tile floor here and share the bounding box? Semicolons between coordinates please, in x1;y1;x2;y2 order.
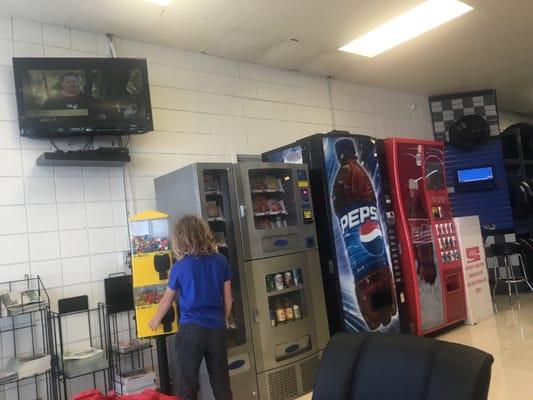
298;293;533;400
439;294;533;400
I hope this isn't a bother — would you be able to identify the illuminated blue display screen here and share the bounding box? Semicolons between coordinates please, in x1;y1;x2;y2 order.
457;166;494;183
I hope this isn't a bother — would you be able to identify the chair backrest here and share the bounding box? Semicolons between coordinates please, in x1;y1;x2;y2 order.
312;332;493;400
490;242;520;257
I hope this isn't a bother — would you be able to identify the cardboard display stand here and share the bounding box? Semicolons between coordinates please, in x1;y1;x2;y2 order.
129;210;178;338
454;216;494;325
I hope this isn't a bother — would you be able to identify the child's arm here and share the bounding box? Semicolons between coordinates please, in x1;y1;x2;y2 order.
148;288;177;331
223;280;233;324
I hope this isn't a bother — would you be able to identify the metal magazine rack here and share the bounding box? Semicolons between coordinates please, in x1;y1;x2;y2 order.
109;309;157;395
50;303;111;400
0;275;55;400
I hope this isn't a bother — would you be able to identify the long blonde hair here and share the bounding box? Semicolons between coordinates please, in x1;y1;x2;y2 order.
172;215;218;259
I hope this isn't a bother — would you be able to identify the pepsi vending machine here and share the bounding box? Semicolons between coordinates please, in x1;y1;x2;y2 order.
384;138;466;335
263;132;407;334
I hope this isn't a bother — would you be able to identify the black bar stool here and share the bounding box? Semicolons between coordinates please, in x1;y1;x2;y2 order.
490;242;533;304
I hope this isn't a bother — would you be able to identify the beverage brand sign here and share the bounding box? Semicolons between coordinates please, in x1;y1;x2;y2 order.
454;216;493;325
466;246;481;263
323;136;400;333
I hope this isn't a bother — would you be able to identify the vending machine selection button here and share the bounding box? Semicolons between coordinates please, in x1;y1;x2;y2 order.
303;210;314;224
298;180;309;188
297;169;308;180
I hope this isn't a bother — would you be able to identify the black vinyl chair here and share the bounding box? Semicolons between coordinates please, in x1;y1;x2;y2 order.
313;333;494;400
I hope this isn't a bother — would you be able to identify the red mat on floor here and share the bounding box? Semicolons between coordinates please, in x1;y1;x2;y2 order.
72;389;179;400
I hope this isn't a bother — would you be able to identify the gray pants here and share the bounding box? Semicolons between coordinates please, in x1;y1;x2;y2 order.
174;323;232;400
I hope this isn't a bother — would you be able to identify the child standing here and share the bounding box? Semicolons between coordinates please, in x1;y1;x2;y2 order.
149;215;233;400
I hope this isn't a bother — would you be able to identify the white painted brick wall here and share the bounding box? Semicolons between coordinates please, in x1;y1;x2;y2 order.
0;17;433;391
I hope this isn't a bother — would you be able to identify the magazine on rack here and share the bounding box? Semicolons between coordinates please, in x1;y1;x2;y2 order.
112;339;151;354
114;368;156;394
6;353;51;379
0;370;17;384
0;289;45;317
63;347;104;360
62;347;109;378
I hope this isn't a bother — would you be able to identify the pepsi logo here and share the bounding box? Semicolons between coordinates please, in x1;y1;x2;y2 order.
359;220;384;255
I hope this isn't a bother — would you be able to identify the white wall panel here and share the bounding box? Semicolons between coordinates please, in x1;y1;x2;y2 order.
0;17;433;319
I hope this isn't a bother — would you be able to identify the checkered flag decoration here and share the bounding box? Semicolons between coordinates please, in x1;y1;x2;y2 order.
429;90;500;141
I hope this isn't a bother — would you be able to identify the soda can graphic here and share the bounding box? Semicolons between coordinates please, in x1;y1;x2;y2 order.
266;274;275;292
274;273;284;291
283;271;294;288
293;269;302;286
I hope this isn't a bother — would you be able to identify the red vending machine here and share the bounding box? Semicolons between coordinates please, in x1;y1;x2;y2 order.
384;138;466;335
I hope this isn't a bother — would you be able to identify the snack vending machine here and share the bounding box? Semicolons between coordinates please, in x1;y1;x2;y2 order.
155;162;329;400
384;138;466;335
263;132;406;335
235;162;329;400
155;163;256;399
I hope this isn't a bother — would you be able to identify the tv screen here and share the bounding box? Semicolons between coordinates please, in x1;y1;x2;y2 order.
263;145;303;164
455;166;496;192
13;57;153;137
456;166;494;183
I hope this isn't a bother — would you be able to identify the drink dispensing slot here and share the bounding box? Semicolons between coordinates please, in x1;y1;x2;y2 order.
444;270;466;322
445;272;462;293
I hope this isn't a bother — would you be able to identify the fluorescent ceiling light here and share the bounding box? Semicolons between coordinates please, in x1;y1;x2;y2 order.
339;0;474;57
146;0;171;6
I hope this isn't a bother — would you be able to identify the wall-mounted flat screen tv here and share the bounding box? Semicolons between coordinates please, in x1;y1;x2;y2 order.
455;165;496;192
13;57;153;137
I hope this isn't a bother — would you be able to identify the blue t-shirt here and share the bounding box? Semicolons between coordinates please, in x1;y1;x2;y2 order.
168;253;231;329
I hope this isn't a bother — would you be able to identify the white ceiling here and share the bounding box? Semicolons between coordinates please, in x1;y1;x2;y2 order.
2;0;533;114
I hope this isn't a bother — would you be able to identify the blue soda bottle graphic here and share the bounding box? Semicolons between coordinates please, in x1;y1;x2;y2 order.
332;138;397;330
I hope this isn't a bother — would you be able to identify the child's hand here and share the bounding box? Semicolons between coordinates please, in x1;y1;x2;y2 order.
148;317;160;331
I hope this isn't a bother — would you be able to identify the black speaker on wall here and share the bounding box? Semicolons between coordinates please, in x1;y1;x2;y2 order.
449;114;490;150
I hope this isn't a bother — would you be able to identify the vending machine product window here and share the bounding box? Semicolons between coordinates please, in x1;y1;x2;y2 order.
265;268;307;327
248;169;298;230
134;284;177;336
425;162;446;191
130;218;169;255
203;170;246;348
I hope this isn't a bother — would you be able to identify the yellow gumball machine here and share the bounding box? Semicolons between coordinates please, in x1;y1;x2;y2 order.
129;210;178;338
